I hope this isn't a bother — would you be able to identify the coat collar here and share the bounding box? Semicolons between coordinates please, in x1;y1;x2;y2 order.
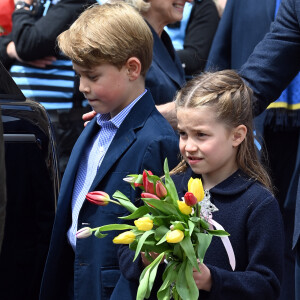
176;167;255;197
148;23;185;87
62;91;156;194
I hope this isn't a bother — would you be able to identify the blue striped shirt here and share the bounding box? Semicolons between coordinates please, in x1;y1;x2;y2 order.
67;89;147;250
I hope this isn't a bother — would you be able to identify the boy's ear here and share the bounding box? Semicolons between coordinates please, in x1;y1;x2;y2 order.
232;125;247;147
125;57;142;80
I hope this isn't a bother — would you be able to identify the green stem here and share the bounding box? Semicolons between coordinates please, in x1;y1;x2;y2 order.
109;199;121;205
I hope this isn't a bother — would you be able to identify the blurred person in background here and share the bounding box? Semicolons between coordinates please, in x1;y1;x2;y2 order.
0;0;14;36
0;112;6;255
165;0;219;79
0;0;94;175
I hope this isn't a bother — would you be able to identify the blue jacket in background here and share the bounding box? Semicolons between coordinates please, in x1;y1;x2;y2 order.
146;24;185;105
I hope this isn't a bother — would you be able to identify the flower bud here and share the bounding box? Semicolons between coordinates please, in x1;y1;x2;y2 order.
141;192;160;200
142;170;155;194
134;217;153;231
113;231;136;244
188;178;205;202
155;181;167;198
76;227;92;239
166;229;184;243
86;191;110;206
177;200;192;215
184;192;198;206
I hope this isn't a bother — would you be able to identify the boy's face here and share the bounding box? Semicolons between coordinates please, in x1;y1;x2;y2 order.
73;62;133;117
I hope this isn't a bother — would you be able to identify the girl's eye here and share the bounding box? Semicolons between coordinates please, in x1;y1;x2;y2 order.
178;131;187;137
197;132;206;137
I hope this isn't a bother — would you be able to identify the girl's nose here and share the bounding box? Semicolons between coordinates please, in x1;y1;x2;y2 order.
184;138;198;152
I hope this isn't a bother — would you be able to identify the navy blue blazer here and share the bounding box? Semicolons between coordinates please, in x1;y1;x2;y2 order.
40;91;180;300
206;0;275;70
146;24;186;105
239;0;300;248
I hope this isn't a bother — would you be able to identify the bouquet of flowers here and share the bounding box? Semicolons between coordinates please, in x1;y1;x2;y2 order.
77;159;235;300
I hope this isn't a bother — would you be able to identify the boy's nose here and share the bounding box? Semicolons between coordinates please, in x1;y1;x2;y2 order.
79;80;90;94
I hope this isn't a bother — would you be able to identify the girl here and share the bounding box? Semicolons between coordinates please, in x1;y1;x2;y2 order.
172;70;284;299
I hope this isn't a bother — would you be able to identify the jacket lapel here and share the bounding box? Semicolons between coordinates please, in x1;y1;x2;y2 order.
89;91;155;191
150;24;185;87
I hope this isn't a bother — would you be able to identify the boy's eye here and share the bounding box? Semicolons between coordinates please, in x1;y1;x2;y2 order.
88;75;98;81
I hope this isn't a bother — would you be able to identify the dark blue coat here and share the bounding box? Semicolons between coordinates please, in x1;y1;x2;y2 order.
239;0;300;250
206;0;275;71
172;168;284;299
146;24;186;105
115;168;284;299
39;91;180;300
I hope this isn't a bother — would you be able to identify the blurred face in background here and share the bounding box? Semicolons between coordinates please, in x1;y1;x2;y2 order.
144;0;192;36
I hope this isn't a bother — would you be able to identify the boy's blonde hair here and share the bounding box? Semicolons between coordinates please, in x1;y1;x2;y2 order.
174;70;272;191
57;2;153;76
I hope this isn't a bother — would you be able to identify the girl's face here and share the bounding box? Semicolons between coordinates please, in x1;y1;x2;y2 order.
177;107;240;189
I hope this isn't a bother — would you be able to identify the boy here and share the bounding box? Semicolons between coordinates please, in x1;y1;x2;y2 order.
39;3;179;300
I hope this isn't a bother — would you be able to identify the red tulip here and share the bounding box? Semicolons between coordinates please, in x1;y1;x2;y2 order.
184;192;198;206
142;170;155;194
86;191;110;206
155;181;167;198
141;192;160;200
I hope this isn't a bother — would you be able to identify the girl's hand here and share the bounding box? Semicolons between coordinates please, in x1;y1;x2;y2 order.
82;110;97;127
193;262;212;291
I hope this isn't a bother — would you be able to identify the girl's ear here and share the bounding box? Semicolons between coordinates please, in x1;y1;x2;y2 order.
232;125;247;147
125;57;142;81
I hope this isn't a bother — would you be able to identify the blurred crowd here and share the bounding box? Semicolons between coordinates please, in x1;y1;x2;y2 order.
0;0;299;300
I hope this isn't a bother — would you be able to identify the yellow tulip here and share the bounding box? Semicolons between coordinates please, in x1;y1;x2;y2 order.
113;231;136;244
188;177;205;202
166;229;184;243
134;217;153;231
177;200;192;215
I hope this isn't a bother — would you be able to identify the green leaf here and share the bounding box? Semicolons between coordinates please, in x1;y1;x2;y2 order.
133;230;155;261
119;205;150;220
129;238;171;253
188;220;195;236
156;232;168;245
173;243;183;260
94;229;108;239
157;261;179;300
176;260;199;300
96;224;135;232
137;252;164;300
143;198;181;217
205;229;230;236
180;236;200;272
112;190;137;212
199;218;210;230
195;232;212;263
171;221;186;231
184;260;199;299
163;158;179;205
154;225;169;241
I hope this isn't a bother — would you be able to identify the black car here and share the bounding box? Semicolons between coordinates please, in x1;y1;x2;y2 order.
0;61;59;300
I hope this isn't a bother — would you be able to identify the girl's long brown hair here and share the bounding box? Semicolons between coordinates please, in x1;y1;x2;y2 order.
173;70;273;191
